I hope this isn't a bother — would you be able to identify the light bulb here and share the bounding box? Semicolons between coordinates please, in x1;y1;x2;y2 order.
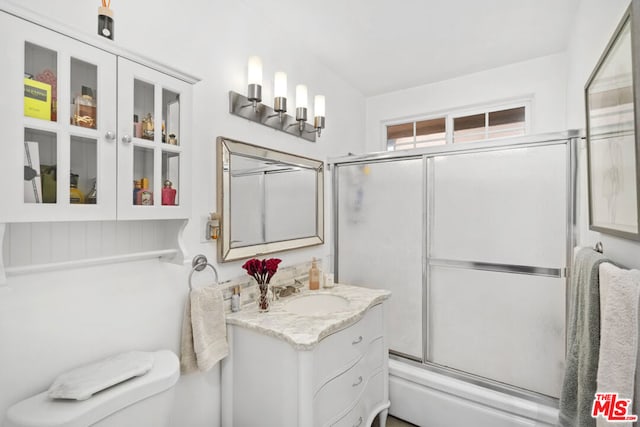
314;95;325;117
296;84;308;110
247;56;262;86
274;72;287;98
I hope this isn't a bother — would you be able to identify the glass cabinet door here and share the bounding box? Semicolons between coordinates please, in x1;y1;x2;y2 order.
117;57;190;220
1;11;117;222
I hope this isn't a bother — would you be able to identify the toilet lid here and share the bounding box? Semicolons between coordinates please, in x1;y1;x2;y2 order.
4;350;179;427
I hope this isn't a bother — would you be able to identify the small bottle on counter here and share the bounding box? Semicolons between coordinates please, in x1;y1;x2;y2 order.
231;286;241;312
309;258;320;290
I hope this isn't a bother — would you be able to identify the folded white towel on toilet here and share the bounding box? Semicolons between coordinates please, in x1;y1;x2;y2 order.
180;286;228;374
47;351;154;400
596;263;640;427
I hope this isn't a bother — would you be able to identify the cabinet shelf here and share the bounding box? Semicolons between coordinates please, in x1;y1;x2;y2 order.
23;116;60;133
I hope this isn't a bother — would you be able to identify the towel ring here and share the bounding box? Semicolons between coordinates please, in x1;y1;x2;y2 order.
188;254;219;290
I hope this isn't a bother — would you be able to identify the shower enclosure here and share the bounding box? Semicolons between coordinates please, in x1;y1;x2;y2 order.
332;131;577;425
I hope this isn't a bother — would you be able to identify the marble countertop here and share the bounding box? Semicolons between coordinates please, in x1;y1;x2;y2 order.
225;284;391;350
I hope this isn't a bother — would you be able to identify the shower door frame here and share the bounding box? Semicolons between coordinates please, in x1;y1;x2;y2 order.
331;130;579;405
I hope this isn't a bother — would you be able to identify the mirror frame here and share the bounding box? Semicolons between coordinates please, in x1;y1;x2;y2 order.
585;4;640;240
216;136;324;262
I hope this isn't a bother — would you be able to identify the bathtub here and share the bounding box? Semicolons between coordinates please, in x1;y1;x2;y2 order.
388;359;559;427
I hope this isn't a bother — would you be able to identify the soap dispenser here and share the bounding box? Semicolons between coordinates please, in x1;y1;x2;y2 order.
309;258;320;290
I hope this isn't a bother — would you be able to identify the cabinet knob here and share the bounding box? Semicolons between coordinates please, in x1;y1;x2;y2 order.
352;335;363;345
121;135;132;144
105;131;116;141
352;376;363;387
352;416;363;427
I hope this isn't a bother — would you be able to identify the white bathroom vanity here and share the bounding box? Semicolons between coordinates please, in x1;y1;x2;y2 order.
221;285;391;427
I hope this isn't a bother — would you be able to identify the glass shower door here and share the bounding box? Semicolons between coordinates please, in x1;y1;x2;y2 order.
336;158;424;360
426;143;569;397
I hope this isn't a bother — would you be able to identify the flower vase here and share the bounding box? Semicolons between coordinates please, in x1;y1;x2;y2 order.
257;283;270;312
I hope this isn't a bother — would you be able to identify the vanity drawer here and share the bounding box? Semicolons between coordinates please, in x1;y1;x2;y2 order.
314;337;384;426
314;304;383;389
331;369;385;427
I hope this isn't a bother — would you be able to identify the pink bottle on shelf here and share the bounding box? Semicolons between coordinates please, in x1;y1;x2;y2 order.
162;180;176;206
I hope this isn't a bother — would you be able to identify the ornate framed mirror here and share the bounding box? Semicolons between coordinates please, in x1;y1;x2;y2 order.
217;137;324;262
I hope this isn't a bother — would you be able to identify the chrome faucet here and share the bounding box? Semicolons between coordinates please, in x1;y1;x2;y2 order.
271;284;300;300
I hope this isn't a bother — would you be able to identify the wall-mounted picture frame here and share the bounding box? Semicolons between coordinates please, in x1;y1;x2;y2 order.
586;4;640;240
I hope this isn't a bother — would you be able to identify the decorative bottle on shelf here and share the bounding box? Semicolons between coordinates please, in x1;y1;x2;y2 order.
73;86;97;129
161;180;177;205
136;177;153;205
86;179;97;204
142;113;154;140
309;258;320;290
133;114;142;138
69;173;84;204
133;180;141;205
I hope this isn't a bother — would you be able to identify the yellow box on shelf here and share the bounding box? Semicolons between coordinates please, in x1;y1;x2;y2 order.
24;78;51;121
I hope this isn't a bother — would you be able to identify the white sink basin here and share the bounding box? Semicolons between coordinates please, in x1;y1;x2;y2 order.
283;294;350;316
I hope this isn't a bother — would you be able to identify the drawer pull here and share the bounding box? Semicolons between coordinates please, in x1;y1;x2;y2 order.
352;376;363;387
352;335;363;345
353;416;363;427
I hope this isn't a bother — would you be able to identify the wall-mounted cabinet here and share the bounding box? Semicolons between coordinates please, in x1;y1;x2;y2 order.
0;11;192;223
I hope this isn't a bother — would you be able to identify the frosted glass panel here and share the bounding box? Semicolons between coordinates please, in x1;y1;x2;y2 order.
337;159;423;359
429;265;565;397
431;144;567;267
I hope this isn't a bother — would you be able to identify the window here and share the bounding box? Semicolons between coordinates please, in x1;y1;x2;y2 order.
453;106;526;143
387;118;446;151
386;103;528;151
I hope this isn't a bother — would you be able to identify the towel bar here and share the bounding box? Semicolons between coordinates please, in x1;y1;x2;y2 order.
188;254;219;290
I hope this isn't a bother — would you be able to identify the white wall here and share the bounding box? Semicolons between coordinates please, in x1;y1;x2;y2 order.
565;0;640;269
364;0;640;270
365;53;568;153
0;1;366;425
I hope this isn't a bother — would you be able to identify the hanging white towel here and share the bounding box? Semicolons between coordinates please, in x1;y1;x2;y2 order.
595;263;640;427
180;286;229;374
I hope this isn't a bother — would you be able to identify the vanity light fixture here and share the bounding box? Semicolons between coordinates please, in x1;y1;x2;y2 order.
228;57;325;142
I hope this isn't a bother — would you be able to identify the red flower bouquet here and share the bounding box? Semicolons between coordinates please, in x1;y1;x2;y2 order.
242;257;282;311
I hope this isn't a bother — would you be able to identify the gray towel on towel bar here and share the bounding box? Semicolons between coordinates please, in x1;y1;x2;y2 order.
558;248;609;427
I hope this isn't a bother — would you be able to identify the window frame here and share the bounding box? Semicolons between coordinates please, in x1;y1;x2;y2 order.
383;98;532;151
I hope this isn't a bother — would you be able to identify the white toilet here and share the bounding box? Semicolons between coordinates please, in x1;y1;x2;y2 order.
4;350;179;427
